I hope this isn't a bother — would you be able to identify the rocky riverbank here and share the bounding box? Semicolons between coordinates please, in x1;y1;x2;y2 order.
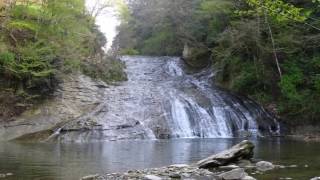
80;140;293;180
81;164;258;180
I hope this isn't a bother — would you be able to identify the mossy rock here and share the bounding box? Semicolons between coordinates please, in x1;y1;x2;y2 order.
182;46;211;69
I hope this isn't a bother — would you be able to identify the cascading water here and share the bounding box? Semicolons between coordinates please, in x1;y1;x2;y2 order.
161;57;279;138
56;56;279;141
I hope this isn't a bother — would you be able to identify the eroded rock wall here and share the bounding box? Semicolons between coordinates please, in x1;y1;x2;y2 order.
0;73;107;141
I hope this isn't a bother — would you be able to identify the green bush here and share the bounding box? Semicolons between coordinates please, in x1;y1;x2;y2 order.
0;51;15;65
119;48;140;55
81;57;127;83
6;20;38;32
0;1;119;100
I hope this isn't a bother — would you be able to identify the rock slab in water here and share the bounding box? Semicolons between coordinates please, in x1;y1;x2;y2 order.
218;168;247;180
197;140;255;168
255;161;275;172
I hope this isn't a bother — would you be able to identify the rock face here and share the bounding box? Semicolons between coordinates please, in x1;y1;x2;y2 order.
197;140;255;168
0;74;107;141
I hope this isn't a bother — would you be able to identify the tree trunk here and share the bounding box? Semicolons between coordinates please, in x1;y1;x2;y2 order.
264;10;282;78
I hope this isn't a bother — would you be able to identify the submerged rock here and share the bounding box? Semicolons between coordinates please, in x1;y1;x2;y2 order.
275;165;286;169
218;168;247;180
288;165;298;168
144;175;162;180
237;160;253;168
197;140;254;168
256;161;275;172
81;174;99;180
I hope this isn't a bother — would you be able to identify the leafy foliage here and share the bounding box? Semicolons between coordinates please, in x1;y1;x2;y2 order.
241;0;309;22
0;0;125;118
81;57;127;83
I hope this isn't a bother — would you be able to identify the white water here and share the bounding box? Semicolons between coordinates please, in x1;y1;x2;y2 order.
160;57;279;138
56;56;279;141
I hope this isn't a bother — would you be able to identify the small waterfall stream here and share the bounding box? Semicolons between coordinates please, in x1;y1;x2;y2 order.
56;56;279;141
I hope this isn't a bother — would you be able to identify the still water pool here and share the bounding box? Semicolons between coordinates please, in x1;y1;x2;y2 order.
0;138;319;180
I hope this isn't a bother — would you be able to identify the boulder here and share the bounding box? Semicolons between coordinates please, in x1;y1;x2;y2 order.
256;161;275;172
310;177;320;180
218;168;247;180
197;140;255;168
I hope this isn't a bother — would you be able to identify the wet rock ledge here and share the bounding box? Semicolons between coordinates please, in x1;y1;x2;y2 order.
81;140;276;180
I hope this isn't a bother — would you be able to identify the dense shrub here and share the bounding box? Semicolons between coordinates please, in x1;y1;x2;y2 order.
0;0;126;119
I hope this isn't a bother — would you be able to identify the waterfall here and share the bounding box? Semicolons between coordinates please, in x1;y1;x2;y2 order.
57;56;279;141
159;57;279;138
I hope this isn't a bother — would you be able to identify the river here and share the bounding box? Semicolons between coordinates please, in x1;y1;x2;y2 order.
0;138;319;180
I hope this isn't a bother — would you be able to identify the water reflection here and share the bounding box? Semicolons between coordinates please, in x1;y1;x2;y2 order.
0;139;236;179
0;139;319;180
